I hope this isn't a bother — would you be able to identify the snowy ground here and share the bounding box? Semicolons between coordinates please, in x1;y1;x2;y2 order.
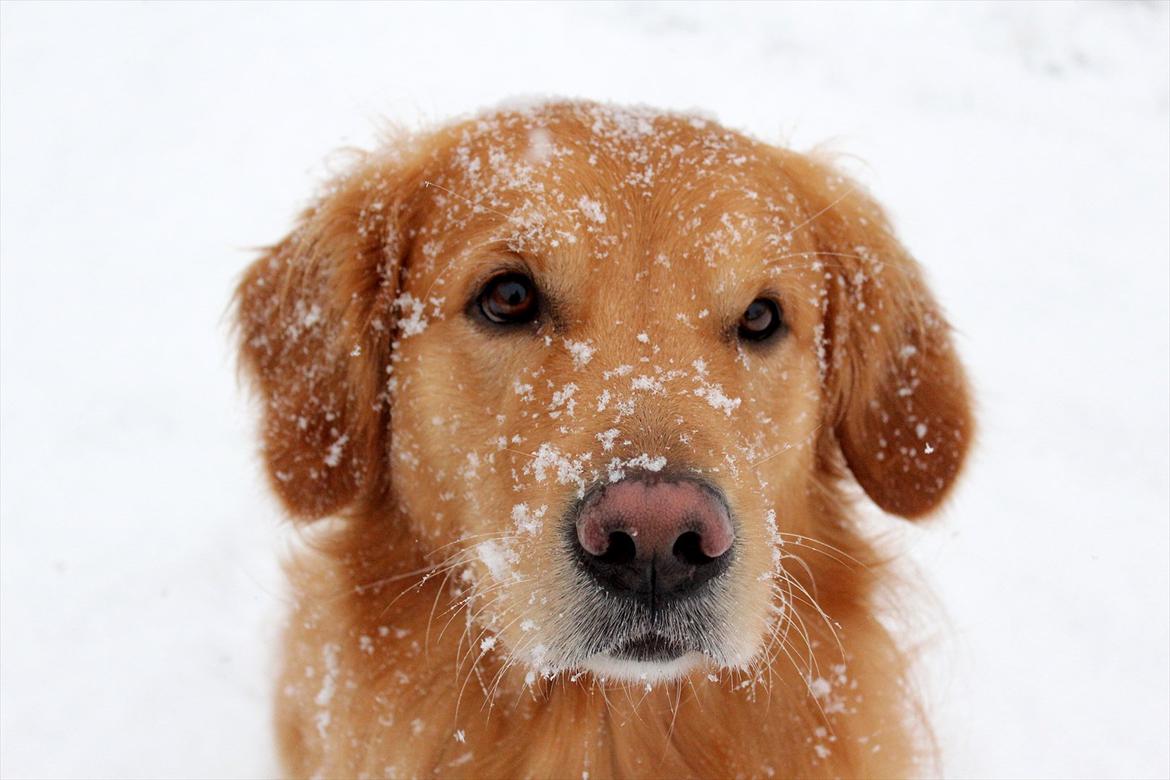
1;3;1167;778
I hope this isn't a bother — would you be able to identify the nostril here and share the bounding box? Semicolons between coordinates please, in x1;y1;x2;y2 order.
672;531;716;567
597;531;637;565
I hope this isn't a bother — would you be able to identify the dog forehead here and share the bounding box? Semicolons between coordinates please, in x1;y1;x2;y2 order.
444;102;774;182
413;104;814;287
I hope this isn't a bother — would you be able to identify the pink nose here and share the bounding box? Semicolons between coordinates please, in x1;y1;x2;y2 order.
574;477;735;603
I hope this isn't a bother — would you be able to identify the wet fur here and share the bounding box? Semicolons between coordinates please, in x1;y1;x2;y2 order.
236;101;972;778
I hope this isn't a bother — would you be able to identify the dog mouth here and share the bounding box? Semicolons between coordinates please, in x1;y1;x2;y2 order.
609;632;687;662
545;473;746;680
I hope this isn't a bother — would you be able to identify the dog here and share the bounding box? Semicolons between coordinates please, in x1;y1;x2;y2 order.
236;100;972;779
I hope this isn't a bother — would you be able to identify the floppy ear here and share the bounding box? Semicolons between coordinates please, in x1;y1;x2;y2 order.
784;152;974;519
235;153;423;520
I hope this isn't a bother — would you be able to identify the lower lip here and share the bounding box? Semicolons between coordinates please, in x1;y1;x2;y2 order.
611;633;687;662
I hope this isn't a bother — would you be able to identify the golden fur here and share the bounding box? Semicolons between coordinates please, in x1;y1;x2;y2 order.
235;101;972;779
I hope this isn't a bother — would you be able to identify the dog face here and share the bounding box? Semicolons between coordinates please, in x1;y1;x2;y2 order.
238;103;971;684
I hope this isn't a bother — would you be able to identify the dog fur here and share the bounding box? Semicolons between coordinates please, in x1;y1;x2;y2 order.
236;101;972;779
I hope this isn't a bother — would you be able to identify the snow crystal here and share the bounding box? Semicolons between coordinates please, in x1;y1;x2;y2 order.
596;428;620;451
511;503;546;535
313;643;341;738
476;539;519;581
631;374;666;395
513;379;535;402
606;453;667;481
523;127;554;164
693;383;741;416
323;433;349;468
549;383;578;418
394;293;428;337
808;677;832;699
763;508;784;575
576;195;607;224
448;753;474;767
627;453;667;472
564;339;596;368
528;443;589;490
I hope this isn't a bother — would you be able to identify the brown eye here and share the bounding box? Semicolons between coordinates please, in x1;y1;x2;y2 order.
738;298;785;342
478;273;539;325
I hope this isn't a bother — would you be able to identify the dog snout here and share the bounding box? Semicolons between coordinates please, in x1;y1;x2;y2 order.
572;477;735;605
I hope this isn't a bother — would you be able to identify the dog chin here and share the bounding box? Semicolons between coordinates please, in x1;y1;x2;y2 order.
580;651;706;684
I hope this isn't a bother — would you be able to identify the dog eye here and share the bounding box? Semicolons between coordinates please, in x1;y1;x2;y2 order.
737;298;785;342
478;273;539;325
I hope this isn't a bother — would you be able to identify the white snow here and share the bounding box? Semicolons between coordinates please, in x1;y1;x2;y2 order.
313;643;341;738
394;292;429;337
697;387;742;416
476;539;519;582
575;196;607;225
322;433;349;468
596;428;621;452
1;3;1167;779
510;503;546;536
564;338;596;369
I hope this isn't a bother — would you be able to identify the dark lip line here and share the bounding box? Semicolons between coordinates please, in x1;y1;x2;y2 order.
609;632;688;662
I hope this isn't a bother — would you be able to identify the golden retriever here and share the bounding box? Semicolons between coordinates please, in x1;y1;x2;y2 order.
236;100;972;779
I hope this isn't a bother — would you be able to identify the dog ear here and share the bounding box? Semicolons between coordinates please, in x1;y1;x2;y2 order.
235;153;424;520
783;152;974;519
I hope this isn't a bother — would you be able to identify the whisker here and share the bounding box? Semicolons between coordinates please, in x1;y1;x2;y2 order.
373;555;473;620
762;249;876;272
780;186;857;243
775;532;867;570
459;607;527;721
424;554;469;659
449;578;532;671
425;530;520;561
662;679;685;757
749;425;822;470
422;180;512;221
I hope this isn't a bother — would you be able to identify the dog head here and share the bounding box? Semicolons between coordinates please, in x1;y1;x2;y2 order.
237;102;972;683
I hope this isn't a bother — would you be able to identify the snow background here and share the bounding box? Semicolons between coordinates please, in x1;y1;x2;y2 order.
1;2;1167;777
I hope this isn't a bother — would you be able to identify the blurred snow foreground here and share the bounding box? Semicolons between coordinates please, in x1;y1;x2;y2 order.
0;2;1167;779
